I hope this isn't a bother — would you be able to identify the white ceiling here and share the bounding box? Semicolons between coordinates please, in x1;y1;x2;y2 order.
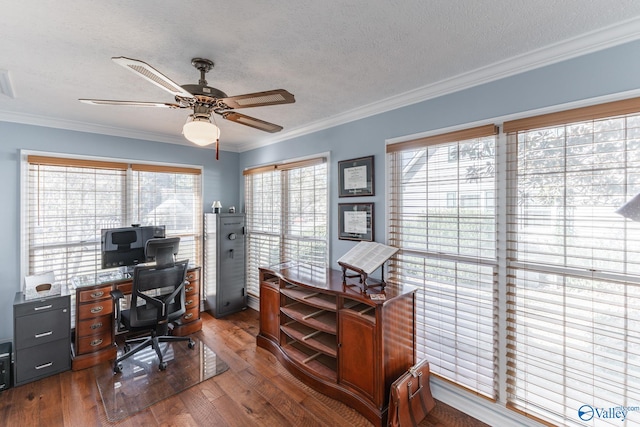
2;1;640;152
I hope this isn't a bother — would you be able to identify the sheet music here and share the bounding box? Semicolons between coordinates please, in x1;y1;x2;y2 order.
337;241;399;274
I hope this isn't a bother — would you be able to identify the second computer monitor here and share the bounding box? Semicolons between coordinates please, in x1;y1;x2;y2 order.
145;237;180;266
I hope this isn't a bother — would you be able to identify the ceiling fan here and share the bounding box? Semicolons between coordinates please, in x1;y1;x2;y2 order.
80;57;295;158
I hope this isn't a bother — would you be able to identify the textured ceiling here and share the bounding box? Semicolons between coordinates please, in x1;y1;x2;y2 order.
1;1;640;152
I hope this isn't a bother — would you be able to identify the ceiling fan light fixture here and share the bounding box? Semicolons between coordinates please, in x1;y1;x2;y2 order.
182;114;220;147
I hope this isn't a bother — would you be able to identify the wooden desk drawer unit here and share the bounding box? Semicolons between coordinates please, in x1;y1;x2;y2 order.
13;292;71;386
75;286;114;356
172;267;202;336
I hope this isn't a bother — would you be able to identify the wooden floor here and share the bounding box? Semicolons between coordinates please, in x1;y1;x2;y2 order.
0;309;488;427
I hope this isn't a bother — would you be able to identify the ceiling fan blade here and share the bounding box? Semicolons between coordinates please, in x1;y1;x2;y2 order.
220;89;295;109
79;99;182;108
111;57;195;100
222;112;284;133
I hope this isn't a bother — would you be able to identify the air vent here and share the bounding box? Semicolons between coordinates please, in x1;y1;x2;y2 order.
0;70;16;98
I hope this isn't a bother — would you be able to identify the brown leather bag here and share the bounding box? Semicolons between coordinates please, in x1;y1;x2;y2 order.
388;360;436;426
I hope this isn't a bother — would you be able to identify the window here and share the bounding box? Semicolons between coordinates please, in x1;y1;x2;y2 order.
504;99;640;425
25;155;202;285
244;157;328;296
388;97;640;426
387;125;498;399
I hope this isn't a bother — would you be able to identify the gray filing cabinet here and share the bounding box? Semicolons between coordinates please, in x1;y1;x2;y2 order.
13;292;70;386
204;213;247;318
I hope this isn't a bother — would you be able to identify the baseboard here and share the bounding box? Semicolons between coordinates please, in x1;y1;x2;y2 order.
430;377;543;427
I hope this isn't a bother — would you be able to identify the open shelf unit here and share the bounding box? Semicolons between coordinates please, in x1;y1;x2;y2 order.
257;263;418;427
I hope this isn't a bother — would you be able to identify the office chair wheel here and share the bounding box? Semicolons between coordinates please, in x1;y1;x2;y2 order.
114;362;123;374
159;362;167;371
188;339;195;349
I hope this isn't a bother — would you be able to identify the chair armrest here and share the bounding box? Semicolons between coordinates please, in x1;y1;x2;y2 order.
164;279;189;303
110;289;125;331
111;289;124;301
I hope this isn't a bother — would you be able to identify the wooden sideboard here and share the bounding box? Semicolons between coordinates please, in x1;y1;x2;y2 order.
257;262;417;427
70;266;201;371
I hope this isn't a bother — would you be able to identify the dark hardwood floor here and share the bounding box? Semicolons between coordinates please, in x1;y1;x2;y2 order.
0;309;488;426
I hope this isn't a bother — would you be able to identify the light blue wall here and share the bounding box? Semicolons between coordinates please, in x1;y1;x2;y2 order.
3;38;640;344
239;38;640;270
0;122;239;340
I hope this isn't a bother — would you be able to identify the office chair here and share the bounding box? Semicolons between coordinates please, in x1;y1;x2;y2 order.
111;258;195;373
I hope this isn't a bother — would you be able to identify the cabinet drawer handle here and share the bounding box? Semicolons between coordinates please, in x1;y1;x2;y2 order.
91;339;103;347
90;322;103;330
187;274;195;280
91;291;104;299
34;304;52;311
35;331;53;339
184;313;194;320
186;299;194;306
35;362;53;370
90;306;104;314
186;286;194;292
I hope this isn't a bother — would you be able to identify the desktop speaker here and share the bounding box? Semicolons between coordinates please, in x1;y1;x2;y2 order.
0;342;11;391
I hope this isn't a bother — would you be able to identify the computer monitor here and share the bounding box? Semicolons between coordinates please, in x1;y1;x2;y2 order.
101;225;165;269
145;237;181;266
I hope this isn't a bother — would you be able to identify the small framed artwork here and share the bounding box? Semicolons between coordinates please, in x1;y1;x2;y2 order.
338;155;374;197
338;203;374;241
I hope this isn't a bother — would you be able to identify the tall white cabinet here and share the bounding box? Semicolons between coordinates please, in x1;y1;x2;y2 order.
204;213;247;318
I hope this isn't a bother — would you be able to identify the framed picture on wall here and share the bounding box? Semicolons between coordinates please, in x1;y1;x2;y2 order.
338;203;374;241
338;156;374;197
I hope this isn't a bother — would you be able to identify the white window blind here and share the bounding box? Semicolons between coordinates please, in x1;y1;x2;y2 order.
244;157;328;296
26;156;201;286
131;164;202;267
387;125;498;398
505;102;640;426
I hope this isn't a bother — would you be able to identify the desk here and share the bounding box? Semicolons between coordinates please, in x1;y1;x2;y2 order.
69;266;201;371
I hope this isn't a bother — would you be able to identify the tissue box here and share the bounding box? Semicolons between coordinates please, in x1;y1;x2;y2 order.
24;272;60;300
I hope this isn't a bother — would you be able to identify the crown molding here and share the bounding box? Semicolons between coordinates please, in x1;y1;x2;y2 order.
0;110;178;142
242;15;640;152
0;110;244;152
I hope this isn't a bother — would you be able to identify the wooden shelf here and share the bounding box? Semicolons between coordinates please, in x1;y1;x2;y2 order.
281;303;336;334
281;287;336;311
342;299;376;323
282;340;337;381
281;321;337;357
